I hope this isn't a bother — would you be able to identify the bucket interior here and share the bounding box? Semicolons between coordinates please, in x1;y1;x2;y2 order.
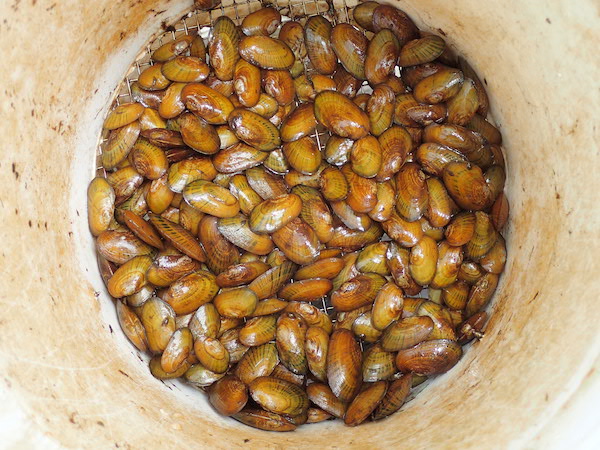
0;0;598;448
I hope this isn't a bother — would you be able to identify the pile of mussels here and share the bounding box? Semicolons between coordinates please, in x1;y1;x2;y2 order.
88;1;509;431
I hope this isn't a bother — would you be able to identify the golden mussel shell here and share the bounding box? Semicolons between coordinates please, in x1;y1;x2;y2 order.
314;90;370;139
105;168;140;207
331;23;368;80
213;287;259;320
239;315;277;347
161;56;209;83
331;200;372;232
279;278;333;302
149;213;206;262
467;113;503;145
480;235;507;274
249;376;309;416
235;342;279;385
491;191;509;231
350;135;383;179
209;16;240;81
116;300;148;352
246;166;289;199
423;123;483;156
233;408;296;432
305;326;329;382
249;193;302;234
107;254;153;299
239;36;295;70
213;143;269;173
306;383;346;419
367;84;396;137
430;240;464;289
228;108;281;151
234;59;261;108
177;112;220;155
413;68;464;104
149;355;190;380
484;164;506;203
465;211;498;261
189;303;221;340
162;270;218;315
328;220;384;252
251;298;289;317
181;82;234;125
331;273;387;312
395;338;462;375
276;312;308;375
102;121;141;170
355;242;389;275
393;93;420;127
88;177;116;236
458;56;490;117
395;162;429;222
183;180;240;218
140;296;176;353
319;165;349;202
120;209;163;249
216;261;270;288
425;176;457;228
406;103;447;126
295;257;344;281
352;311;382;343
372;373;412;420
208;375;249;417
376;125;412;182
466;272;499;316
458;260;486;285
280;102;317;143
398;34;446;67
248;260;296;299
457;311;488;344
272;217;321;265
334;66;361;98
138;64;171;91
369;180;396;223
447;78;479;126
161;327;193;374
228;173;262;215
385;241;417;290
365;29;400;85
371;282;404;331
362;345;395;382
104;102;144;130
198;215;240;275
327;329;363;403
341;164;378;213
96;230;152;265
194;336;230;374
444;210;476;246
353;1;379;31
279;20;306;59
131;82;166;109
241;7;281;36
381;315;434;352
152;33;194;62
286;301;333;335
442;280;470;310
140;128;184;148
139;107;167;131
409;235;438;286
372;4;419;46
324;135;353;166
283;136;322;175
167;157;217;193
345;381;388;427
217;214;274;255
443;161;492;211
262;69;295;106
158;82;187;119
130;138;168;180
304;15;337;75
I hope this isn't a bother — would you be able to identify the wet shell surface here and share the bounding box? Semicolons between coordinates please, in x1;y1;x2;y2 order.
91;2;509;432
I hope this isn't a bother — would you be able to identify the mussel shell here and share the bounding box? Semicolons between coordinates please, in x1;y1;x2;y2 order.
279;21;306;59
409;235;438;286
181;82;234;125
382;211;423;248
376;126;412;182
209;16;240;81
194;337;230;374
465;211;498;260
365;29;400;85
431;241;464;289
372;4;419;46
262;69;295;106
248;260;297;300
239;315;277;347
228;108;281;151
239;36;295;70
331;23;368;80
88;177;116;236
161;327;193;373
283;137;322;175
208;375;248;416
280;102;317;142
241;7;281;36
345;381;388;427
372;373;412;420
398;35;446;67
272;218;321;265
447;78;479;126
466;272;499;316
327;329;363;403
167;157;217;193
305;326;329;382
177;113;220;155
162;270;219;315
304;16;337;75
107;255;152;298
212;142;269;173
367;84;396;138
116;301;148;352
96;230;153;265
395;339;462;375
306;383;347;419
213;287;259;319
198;215;240;275
276;312;308;375
314;91;370;139
381;316;434;351
443;162;492;211
102;121;141;170
279;279;333;302
233;408;296;432
331;273;387;312
371;282;404;331
140;296;176;354
148;213;206;262
413;68;464;104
